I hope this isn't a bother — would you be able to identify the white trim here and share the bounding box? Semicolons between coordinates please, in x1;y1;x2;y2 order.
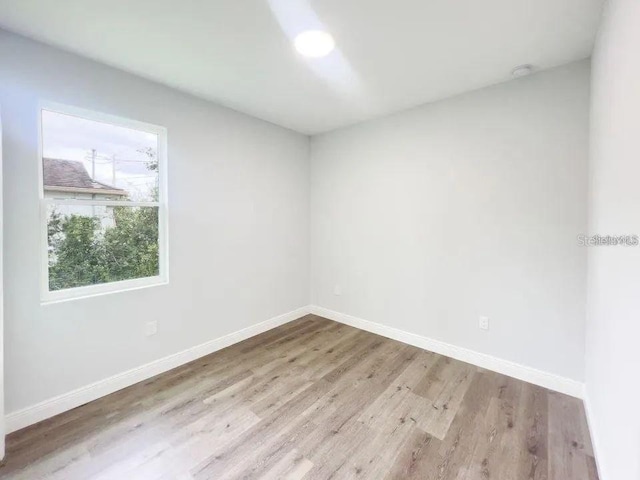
583;390;607;480
41;276;169;305
40;101;168;136
44;186;128;197
309;305;584;398
5;306;311;433
38;101;169;304
1;106;6;458
42;198;158;208
4;304;587;434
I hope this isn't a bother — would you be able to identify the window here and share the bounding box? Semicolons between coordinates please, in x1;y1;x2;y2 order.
39;103;168;302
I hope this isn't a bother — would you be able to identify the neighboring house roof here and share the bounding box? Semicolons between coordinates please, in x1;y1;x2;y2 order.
43;158;127;196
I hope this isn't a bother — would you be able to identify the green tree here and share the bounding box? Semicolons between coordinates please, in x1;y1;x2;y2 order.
48;207;159;291
102;206;159;281
48;212;109;290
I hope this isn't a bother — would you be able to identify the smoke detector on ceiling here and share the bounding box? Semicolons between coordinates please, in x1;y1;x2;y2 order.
511;65;534;78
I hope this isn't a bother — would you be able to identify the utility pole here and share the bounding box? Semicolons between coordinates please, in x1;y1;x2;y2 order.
91;149;96;180
112;155;116;188
90;149;97;219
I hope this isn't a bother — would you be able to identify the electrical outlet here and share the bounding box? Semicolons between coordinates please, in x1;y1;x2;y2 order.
479;316;490;331
333;284;342;296
145;320;158;337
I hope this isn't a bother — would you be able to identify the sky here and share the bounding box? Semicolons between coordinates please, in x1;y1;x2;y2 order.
42;110;158;201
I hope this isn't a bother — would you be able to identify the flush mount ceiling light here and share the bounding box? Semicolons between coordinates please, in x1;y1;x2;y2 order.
511;64;533;78
294;30;335;58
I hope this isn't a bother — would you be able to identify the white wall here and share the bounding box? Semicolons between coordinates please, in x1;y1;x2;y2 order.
0;104;5;456
311;61;590;381
586;1;640;479
0;30;310;415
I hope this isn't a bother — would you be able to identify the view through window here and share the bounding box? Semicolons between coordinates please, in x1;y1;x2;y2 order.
41;106;167;300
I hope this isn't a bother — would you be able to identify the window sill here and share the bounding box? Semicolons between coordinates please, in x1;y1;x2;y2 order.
41;276;169;305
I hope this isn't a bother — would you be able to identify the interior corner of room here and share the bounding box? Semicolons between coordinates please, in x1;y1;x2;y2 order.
0;0;637;478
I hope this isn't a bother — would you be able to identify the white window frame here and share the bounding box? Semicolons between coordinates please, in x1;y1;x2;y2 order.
39;102;169;303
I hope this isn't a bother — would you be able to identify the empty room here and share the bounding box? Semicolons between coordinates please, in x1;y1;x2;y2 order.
0;0;637;478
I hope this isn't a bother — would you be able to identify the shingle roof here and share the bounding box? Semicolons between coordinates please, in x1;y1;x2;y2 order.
43;158;127;195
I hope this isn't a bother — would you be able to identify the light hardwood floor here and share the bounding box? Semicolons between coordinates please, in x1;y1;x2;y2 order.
0;315;598;479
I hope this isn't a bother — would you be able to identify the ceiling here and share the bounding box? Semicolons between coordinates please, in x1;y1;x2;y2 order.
0;0;604;134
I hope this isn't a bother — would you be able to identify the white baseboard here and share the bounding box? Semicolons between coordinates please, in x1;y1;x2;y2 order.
583;390;606;480
5;306;311;434
309;305;584;398
6;304;584;434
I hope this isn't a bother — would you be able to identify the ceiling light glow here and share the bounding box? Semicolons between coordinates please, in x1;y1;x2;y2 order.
294;30;335;58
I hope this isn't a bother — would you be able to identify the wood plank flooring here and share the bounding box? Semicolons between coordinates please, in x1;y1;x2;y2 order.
0;315;598;479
